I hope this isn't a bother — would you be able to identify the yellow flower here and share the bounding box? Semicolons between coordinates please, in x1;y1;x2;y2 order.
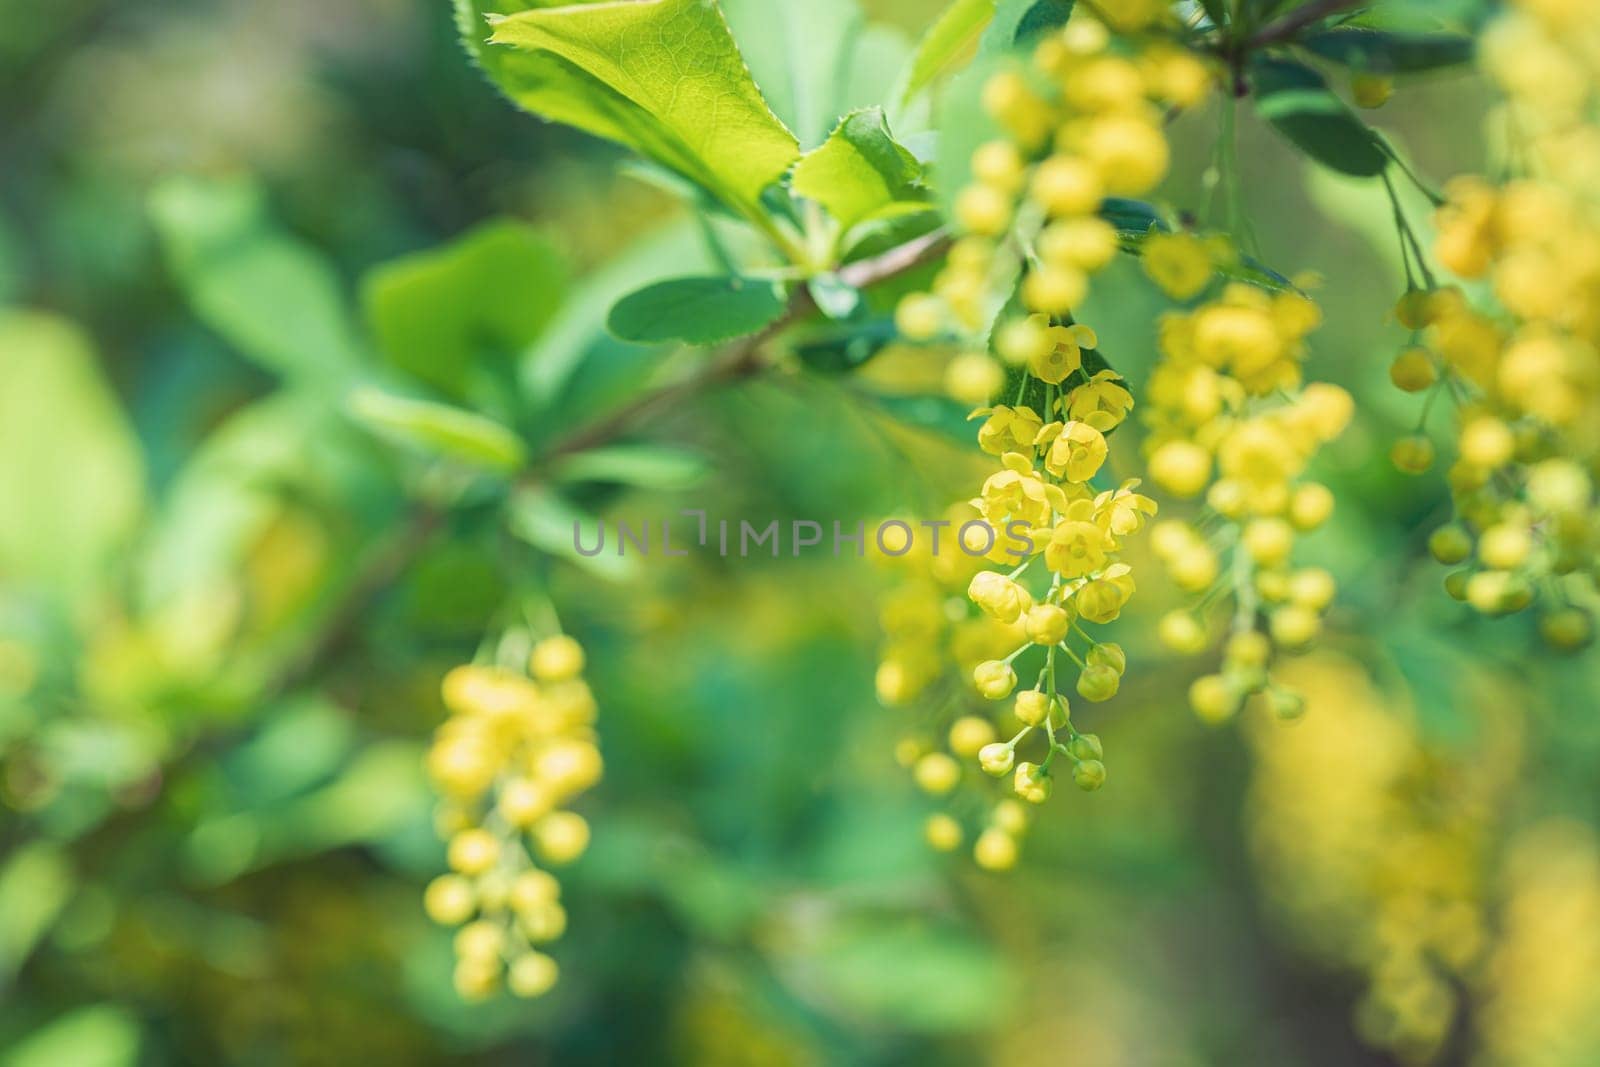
1043;500;1113;577
968;570;1027;623
972;404;1045;456
1074;563;1135;623
973;453;1072;528
1093;479;1159;535
1041;420;1109;482
1062;370;1135;429
1142;231;1214;299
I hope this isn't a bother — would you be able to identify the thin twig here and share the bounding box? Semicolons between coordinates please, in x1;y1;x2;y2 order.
1248;0;1364;47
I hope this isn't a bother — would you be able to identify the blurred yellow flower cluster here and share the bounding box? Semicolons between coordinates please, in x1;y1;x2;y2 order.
1394;0;1599;644
1141;283;1351;721
423;634;601;1000
1247;655;1518;1064
893;9;1213;407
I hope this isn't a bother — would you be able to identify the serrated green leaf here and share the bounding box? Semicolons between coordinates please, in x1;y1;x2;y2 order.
898;0;994;106
362;220;568;399
607;276;787;346
553;444;708;490
792;108;926;231
0;313;144;604
980;0;1073;53
1300;27;1474;73
347;387;526;472
722;0;863;148
476;0;799;217
1251;57;1389;177
148;176;363;381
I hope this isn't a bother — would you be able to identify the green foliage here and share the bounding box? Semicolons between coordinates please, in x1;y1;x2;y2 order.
1251;57;1390;177
363;220;569;400
981;0;1074;53
791;107;928;231
347;386;527;472
0;314;144;604
899;0;994;105
605;276;787;346
149;176;363;381
480;0;800;218
1300;26;1476;72
721;0;864;148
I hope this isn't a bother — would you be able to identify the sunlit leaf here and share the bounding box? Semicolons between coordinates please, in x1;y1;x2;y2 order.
1251;57;1389;177
898;0;993;106
792;108;927;231
474;0;799;216
722;0;863;148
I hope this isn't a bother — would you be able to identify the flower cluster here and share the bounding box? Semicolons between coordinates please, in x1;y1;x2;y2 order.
893;10;1213;406
1140;282;1352;722
422;634;601;1000
1247;655;1517;1063
1390;0;1599;646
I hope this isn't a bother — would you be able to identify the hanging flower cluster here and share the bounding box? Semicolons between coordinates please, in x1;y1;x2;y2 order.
422;634;601;1000
1390;0;1599;647
1140;280;1352;722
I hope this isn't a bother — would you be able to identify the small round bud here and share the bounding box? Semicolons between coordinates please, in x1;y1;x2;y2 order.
1389;349;1437;392
1158;611;1208;654
924;813;963;852
945;352;1005;405
971;140;1026;192
979;742;1016;777
454;919;505;962
1268;688;1306;720
973;828;1018;871
530;635;584;682
956;183;1014;237
448;829;501;876
1540;607;1594;651
424;874;477;925
948;716;998;757
1189;674;1240;725
453;956;501;1001
1072;759;1107;792
1030;155;1104;216
1012;689;1052;727
1478;523;1531;570
1287;568;1337;612
1428;524;1473;565
1243;518;1295;567
973;659;1019;700
533;812;590;866
1087;642;1126;675
992;799;1029;834
1288;483;1334;532
1269;605;1321;649
1351;73;1393;109
1391;435;1436;474
1149;440;1212;497
1025;602;1072;645
509;869;561;914
1013;761;1053;804
1067;733;1103;761
895;293;946;341
1076;664;1120;702
507;952;560;998
914;752;962;795
1224;630;1271;669
1459;417;1515;469
499;778;554;828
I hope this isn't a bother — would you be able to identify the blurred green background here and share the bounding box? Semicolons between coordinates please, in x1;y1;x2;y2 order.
3;1;1600;1064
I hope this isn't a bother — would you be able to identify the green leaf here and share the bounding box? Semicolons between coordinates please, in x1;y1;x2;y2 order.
1251;57;1389;177
898;0;993;106
606;276;787;346
722;0;863;148
362;220;568;399
553;444;708;490
475;0;799;216
934;55;1006;221
1;1005;140;1067
148;176;363;380
0;842;73;980
792;108;927;231
798;924;1015;1032
0;313;144;603
1299;27;1474;73
347;387;527;472
980;0;1073;53
509;486;640;581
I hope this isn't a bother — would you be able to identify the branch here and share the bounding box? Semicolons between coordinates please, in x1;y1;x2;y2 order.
275;227;952;690
1248;0;1363;47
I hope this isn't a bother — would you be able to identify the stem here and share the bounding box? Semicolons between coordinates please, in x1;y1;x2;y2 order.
1247;0;1363;47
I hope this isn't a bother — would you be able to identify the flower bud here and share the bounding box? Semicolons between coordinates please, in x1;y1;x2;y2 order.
979;742;1016;777
973;659;1019;699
